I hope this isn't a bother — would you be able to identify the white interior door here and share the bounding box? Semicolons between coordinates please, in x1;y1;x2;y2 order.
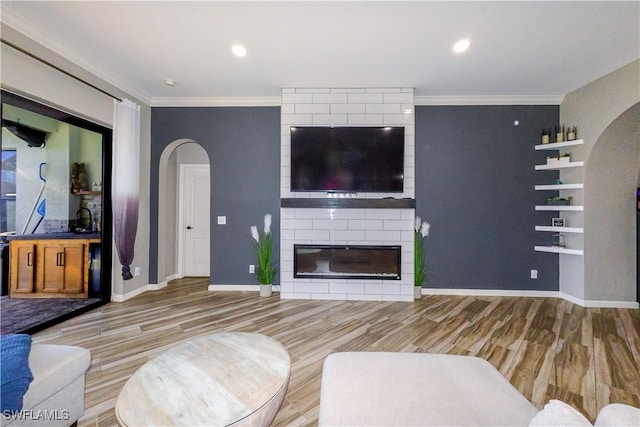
180;165;210;276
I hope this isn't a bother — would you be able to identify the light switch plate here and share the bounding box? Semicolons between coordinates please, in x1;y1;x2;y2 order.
217;216;226;225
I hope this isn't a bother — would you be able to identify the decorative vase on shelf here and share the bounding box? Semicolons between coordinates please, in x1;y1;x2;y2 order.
260;284;272;297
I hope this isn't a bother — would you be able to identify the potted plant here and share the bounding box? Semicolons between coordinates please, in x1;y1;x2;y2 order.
250;214;277;297
547;196;572;206
414;216;430;299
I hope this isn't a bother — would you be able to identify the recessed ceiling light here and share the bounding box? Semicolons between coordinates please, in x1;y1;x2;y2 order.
453;39;471;53
232;44;247;57
164;78;176;87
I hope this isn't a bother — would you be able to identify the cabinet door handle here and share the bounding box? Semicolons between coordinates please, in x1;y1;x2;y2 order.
58;252;65;266
27;252;33;266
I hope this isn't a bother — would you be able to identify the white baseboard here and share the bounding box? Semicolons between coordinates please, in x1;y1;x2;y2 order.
207;284;281;292
559;291;639;309
113;283;637;309
421;288;560;298
111;284;149;302
421;288;639;309
148;281;168;291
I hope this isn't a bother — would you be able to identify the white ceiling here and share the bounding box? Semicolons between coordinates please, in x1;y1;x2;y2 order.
2;1;639;106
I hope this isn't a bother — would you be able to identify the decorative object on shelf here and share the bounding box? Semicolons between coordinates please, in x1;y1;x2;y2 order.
555;178;563;185
552;233;566;247
555;125;564;143
546;152;571;166
250;213;277;296
567;126;577;141
547;196;572;206
70;162;88;194
414;216;431;298
541;129;550;144
552;218;565;227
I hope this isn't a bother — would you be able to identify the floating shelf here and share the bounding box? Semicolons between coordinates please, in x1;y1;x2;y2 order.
535;226;584;233
535;161;584;170
535;246;583;256
535;183;583;190
281;198;415;209
535;139;584;150
72;190;101;196
536;205;584;211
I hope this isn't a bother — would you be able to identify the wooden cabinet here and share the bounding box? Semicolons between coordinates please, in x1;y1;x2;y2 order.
38;241;86;294
9;242;36;294
9;237;99;298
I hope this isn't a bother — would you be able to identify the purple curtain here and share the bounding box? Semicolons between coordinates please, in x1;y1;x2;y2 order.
112;99;140;280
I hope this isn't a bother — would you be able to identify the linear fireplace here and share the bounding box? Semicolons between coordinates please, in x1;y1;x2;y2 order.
294;244;401;280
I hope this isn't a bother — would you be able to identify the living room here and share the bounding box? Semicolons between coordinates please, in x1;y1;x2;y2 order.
0;2;639;426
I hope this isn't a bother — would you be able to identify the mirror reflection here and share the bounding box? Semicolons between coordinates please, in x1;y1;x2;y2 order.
0;97;110;339
2;104;103;237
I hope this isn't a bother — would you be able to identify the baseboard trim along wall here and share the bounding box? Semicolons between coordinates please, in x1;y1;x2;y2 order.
114;284;637;309
208;284;281;292
422;288;639;309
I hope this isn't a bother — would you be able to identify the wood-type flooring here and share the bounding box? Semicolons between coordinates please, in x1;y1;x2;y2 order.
31;278;640;426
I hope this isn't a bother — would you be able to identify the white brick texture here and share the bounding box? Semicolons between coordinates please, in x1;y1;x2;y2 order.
280;88;416;301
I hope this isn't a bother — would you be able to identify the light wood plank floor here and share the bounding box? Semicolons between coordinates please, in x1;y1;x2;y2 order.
32;278;640;426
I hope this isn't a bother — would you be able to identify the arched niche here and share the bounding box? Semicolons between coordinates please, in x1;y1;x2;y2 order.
584;103;640;302
157;139;210;285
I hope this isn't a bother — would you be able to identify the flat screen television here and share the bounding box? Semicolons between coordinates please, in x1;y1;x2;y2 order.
290;126;405;193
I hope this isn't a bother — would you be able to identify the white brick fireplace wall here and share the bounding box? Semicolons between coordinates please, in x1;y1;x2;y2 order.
280;88;415;301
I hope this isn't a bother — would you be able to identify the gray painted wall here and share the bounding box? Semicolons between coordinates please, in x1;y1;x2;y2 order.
561;60;640;304
150;107;281;285
415;105;560;291
150;104;560;290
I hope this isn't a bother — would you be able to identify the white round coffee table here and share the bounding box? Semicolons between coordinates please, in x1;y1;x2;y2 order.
115;332;290;426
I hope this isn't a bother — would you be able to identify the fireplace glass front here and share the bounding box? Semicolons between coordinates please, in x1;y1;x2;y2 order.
293;244;401;280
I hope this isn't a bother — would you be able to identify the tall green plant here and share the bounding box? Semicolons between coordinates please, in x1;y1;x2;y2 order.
250;214;277;285
414;216;430;287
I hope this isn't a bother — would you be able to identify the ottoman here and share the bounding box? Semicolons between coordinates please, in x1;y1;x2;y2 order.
318;352;539;426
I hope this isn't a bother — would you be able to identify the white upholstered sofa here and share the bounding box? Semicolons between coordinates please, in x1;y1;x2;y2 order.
318;352;639;426
2;344;91;427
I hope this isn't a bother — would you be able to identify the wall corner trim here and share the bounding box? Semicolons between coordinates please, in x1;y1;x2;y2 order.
559;292;640;309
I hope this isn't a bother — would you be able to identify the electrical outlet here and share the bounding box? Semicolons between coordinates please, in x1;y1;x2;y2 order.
530;269;538;279
249;265;255;274
217;216;226;225
134;267;142;277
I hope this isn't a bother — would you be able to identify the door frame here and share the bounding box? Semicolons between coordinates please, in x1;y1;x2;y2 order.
177;164;210;278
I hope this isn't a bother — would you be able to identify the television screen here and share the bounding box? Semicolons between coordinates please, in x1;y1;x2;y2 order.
290;126;405;193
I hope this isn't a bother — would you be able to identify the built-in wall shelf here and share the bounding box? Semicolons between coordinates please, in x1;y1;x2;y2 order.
535;139;584;151
535;226;584;233
535;184;583;191
281;198;415;209
533;136;585;257
535;245;584;256
536;205;584;211
535;161;584;170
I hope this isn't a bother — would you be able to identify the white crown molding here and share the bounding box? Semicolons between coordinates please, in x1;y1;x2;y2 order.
415;95;565;106
151;96;282;107
1;9;152;105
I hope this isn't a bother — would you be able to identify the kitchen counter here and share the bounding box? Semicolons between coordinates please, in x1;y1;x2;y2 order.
5;232;101;241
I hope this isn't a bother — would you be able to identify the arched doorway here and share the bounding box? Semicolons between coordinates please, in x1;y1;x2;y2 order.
584;103;640;303
156;139;211;286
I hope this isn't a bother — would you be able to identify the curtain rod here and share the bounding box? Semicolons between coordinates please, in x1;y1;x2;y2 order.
1;38;123;103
